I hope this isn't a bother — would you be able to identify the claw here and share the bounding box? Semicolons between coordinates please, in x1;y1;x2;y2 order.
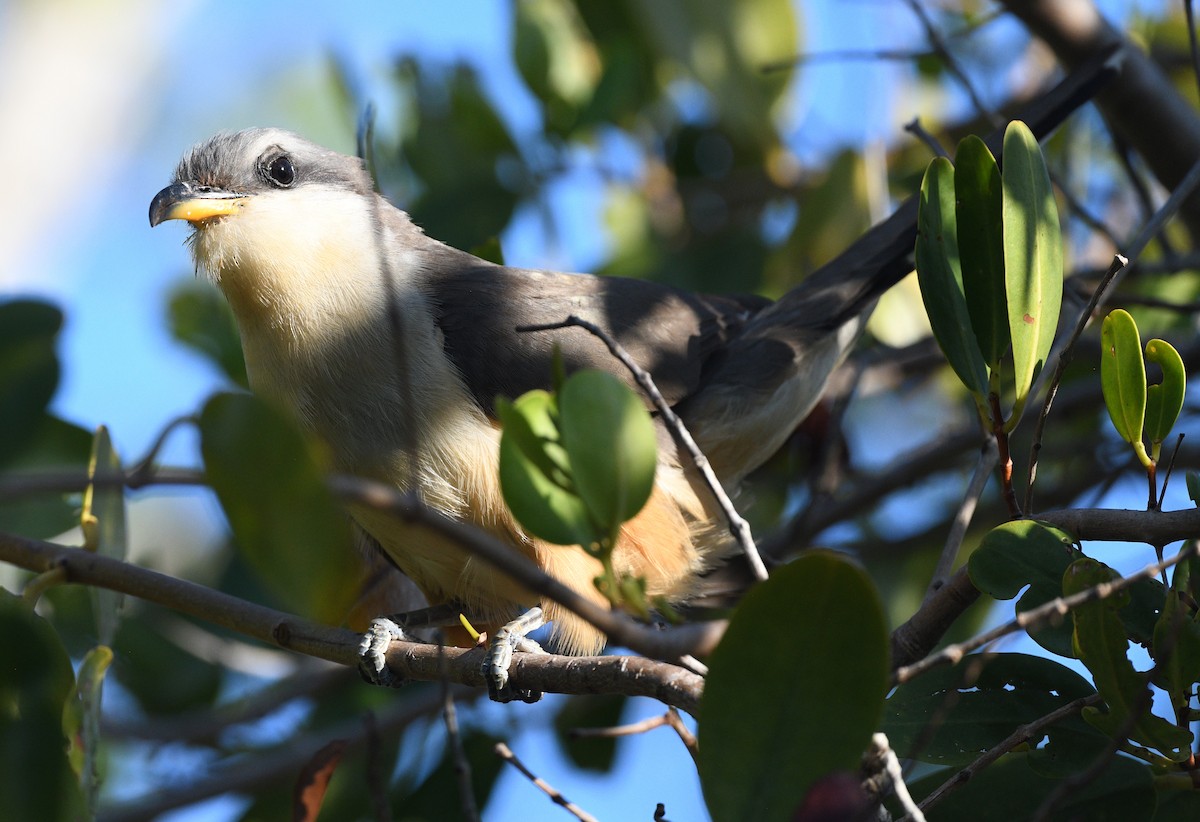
358;617;413;688
483;607;546;703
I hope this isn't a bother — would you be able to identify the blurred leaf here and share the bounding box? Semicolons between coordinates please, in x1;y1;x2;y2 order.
955;135;1008;367
199;392;358;624
0;590;83;822
81;426;126;646
112;615;221;716
902;751;1153;821
1188;471;1200;506
498;390;600;547
883;653;1099;767
699;552;888;822
916;156;989;399
1101;308;1148;465
395;731;505;820
559;370;657;534
0;300;63;466
968;520;1081;658
0;414;92;538
1065;558;1193;762
513;0;601;134
1144;337;1185;459
1002;120;1062;424
167;280;248;389
1152;547;1200;708
553;693;627;772
294;740;347;822
63;645;112;815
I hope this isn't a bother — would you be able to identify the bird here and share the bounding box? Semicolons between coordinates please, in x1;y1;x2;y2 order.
149;54;1111;696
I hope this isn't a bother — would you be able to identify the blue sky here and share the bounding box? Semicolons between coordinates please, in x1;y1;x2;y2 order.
0;0;1181;819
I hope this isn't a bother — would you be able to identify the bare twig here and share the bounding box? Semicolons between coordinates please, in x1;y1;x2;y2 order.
439;638;479;822
922;439;997;605
494;742;599;822
869;733;926;822
517;315;766;582
571;708;699;762
904;117;950;158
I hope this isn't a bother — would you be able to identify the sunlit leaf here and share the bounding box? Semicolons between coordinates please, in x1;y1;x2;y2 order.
1100;309;1148;467
559;370;657;534
1144;337;1185;460
1002;120;1062;425
63;645;112;815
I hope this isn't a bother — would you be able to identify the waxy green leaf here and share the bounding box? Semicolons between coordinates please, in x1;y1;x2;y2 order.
955;135;1008;368
916;156;988;398
1100;309;1149;467
1002;120;1062;424
1144;337;1185;460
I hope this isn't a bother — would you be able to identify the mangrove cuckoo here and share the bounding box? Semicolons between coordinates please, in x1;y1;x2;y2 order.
149;55;1111;694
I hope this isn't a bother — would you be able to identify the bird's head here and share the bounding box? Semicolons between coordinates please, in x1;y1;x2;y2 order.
149;129;381;311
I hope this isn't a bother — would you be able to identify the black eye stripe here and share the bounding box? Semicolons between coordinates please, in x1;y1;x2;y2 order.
262;154;296;188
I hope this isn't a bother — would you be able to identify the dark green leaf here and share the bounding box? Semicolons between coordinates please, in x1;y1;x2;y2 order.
0;300;63;466
955;135;1009;367
916;156;989;398
553;693;627;772
559;370;657;533
1152;547;1200;708
903;751;1153;821
112;615;221;715
0;415;92;538
1065;558;1193;761
199;392;358;624
395;731;505;820
883;653;1099;766
0;590;83;822
699;552;888;822
167;280;248;388
968;520;1081;657
1002;120;1062;422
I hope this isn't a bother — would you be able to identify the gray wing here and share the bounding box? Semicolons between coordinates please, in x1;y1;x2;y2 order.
426;258;766;416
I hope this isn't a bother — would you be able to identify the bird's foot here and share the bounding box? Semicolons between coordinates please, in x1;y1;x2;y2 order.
484;607;546;703
358;617;417;688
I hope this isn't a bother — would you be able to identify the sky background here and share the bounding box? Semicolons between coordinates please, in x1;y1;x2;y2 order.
0;1;1180;819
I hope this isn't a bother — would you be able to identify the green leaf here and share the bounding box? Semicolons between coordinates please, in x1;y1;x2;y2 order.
699;553;888;822
552;693;627;772
112;616;221;715
1065;558;1193;762
0;300;63;466
955;135;1009;367
63;645;113;815
967;520;1081;657
916;156;989;398
0;590;83;822
1152;547;1200;708
883;653;1099;767
1002;120;1062;424
498;389;601;546
167;280;248;388
1144;337;1185;460
199;392;358;624
559;370;657;534
0;415;93;539
902;751;1153;821
1188;471;1200;507
1100;309;1150;467
82;426;126;646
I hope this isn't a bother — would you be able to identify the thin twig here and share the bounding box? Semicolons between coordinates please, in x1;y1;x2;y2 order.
439;638;479;822
901;0;997;125
893;541;1200;685
518;315;767;583
904;117;950;158
494;742;599;822
912;694;1102;817
922;438;997;605
571;708;699;763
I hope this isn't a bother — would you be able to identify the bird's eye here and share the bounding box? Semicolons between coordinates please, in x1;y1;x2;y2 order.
264;154;296;187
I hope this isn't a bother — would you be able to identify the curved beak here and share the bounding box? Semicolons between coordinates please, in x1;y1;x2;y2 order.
149;182;249;227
